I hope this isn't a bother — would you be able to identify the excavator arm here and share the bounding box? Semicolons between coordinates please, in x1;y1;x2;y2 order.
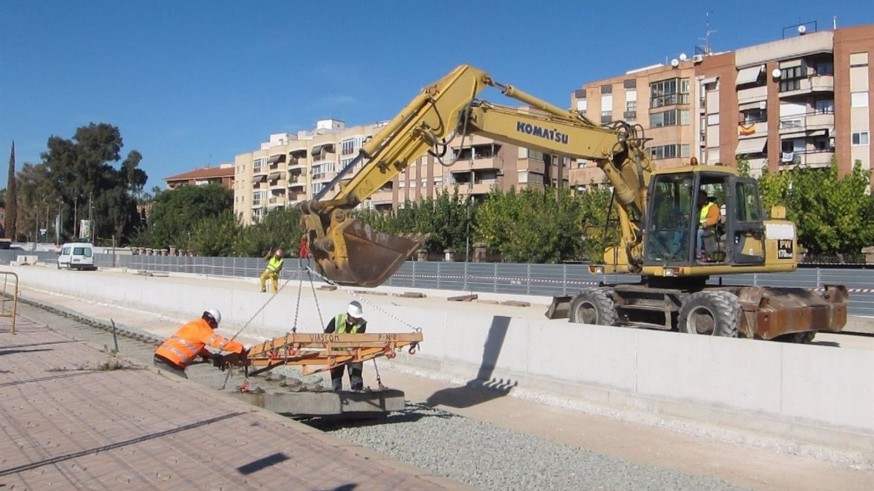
301;64;653;287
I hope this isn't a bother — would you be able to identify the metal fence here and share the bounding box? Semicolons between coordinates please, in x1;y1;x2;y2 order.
3;250;872;317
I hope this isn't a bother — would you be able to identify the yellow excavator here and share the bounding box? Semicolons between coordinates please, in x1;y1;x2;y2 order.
300;64;846;342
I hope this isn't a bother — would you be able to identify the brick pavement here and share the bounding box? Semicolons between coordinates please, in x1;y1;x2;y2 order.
0;316;467;490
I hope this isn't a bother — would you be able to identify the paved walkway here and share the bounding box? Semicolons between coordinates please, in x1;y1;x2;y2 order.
0;316;466;490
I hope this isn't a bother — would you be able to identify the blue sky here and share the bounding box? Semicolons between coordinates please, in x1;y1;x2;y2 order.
1;1;870;190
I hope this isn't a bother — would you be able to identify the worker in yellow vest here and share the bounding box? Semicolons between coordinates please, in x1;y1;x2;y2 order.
259;248;284;293
324;301;367;391
696;191;720;260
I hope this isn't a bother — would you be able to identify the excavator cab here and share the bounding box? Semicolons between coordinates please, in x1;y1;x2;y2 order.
642;167;768;272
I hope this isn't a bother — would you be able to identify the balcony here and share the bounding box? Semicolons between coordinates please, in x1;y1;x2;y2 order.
518;158;545;175
781;76;835;98
287;175;305;190
805;112;835;130
778;150;834;170
779;111;834;138
448;156;502;171
737;85;767;105
809;75;834;92
737;122;767;138
369;190;394;207
451;181;496;195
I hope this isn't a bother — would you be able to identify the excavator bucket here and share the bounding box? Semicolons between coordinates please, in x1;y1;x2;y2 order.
313;218;420;288
545;296;572;319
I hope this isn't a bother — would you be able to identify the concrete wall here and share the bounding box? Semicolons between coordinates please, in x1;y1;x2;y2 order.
5;265;873;453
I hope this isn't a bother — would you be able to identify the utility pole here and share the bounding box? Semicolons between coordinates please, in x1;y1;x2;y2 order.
88;192;93;243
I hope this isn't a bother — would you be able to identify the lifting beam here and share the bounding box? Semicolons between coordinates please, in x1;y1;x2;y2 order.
236;332;423;376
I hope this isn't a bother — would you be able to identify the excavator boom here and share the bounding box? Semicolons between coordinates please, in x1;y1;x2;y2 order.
301;64;653;286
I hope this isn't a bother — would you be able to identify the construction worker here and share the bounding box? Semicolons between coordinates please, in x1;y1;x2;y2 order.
324;301;367;391
260;247;284;293
697;191;720;260
153;309;246;379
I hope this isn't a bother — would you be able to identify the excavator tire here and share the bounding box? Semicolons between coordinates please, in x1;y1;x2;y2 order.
678;290;740;337
568;288;617;326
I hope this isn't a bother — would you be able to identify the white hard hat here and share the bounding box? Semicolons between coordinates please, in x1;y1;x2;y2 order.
204;308;222;325
347;301;363;319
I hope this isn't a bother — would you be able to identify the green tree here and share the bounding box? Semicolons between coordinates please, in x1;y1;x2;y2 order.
577;186;617;262
233;207;303;257
190;211;241;256
759;159;872;256
142;184;232;250
41;123;147;244
475;187;586;263
16;162;54;242
6;142;18;239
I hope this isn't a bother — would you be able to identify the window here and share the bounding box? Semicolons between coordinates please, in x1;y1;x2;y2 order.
650;78;690;108
650;109;690;128
601;111;613;124
650;144;685;159
742;109;766;124
815;99;834;114
851;92;869;108
253;158;266;173
340;136;364;156
815;62;834;76
779;66;803;92
852;132;870;145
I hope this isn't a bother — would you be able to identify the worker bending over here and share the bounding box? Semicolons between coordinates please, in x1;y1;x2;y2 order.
324;301;367;391
260;247;285;293
154;309;246;378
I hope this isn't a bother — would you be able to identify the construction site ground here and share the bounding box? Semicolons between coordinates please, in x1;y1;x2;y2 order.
2;267;874;490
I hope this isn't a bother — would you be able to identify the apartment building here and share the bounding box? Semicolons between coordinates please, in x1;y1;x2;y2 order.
569;22;873;188
234;116;570;225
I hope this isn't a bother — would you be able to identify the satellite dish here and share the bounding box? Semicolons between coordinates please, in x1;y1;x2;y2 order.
772;68;782;78
798;25;807;35
671;58;680;67
679;53;688;61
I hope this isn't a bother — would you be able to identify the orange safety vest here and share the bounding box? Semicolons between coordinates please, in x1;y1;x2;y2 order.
155;318;244;368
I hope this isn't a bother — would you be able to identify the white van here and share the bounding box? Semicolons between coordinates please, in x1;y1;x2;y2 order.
58;242;96;270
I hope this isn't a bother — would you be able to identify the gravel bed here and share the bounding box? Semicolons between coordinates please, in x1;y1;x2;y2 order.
307;403;748;491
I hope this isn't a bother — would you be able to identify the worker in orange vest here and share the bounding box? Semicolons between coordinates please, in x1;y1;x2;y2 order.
153;309;246;378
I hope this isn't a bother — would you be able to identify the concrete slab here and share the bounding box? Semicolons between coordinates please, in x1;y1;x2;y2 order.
231;388;406;417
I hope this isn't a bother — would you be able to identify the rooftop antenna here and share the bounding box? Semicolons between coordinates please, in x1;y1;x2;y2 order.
698;10;717;55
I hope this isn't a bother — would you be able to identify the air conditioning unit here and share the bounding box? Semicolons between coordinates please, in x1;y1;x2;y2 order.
692;54;704;64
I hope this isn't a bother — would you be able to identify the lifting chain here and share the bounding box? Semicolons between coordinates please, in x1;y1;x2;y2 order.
304;266;420;333
371;358;384;390
220;271;294;391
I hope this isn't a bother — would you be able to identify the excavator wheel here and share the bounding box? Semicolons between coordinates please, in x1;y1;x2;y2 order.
568;288;617;326
678;291;740;337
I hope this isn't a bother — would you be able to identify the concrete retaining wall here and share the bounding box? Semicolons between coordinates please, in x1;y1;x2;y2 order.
5;265;873;453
